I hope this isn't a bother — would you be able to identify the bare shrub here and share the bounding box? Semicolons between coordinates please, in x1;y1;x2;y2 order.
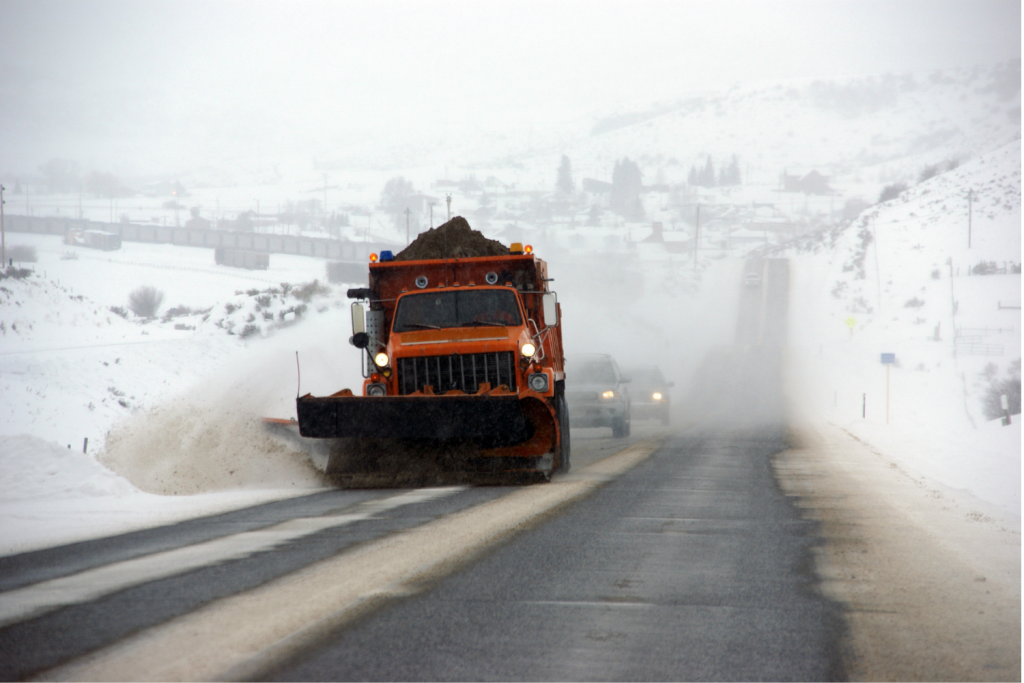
918;165;940;182
7;245;37;263
0;267;32;280
110;305;129;319
163;305;194;319
981;360;1021;421
971;261;999;275
128;285;165;318
878;183;907;203
292;279;330;302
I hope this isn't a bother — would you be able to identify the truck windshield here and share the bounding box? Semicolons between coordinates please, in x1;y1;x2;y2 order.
393;289;524;332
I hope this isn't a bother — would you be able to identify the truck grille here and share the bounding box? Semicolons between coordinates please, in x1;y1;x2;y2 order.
397;352;517;395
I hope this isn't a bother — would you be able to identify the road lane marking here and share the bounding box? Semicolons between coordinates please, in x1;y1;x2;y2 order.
42;437;665;682
0;487;463;628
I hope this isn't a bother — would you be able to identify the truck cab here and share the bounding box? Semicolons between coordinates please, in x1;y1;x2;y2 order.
296;241;571;475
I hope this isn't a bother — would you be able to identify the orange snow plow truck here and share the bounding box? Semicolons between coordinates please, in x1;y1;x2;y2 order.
296;225;570;475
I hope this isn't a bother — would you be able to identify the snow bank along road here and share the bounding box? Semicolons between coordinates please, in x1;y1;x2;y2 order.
0;258;1015;680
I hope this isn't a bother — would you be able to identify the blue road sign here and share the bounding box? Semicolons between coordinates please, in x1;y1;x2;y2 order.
881;353;896;364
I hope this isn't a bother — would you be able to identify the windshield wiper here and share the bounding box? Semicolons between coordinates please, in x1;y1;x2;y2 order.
466;320;506;327
402;323;441;330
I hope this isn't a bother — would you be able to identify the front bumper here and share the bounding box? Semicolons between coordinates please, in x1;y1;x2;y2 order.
631;401;669;420
566;400;627;428
296;394;531;447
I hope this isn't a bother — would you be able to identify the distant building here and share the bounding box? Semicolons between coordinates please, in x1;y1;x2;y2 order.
780;169;834;195
641;222;664;242
581;178;612;194
184;215;211;230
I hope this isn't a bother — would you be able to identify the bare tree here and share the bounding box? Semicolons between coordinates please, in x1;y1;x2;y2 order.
128;286;165;318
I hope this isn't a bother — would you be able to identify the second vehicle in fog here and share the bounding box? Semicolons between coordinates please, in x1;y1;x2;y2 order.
623;365;673;425
566;353;631;437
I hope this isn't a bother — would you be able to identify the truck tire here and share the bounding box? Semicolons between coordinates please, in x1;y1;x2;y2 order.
555;394;571;473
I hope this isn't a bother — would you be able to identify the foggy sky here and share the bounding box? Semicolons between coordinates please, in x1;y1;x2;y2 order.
0;0;1019;176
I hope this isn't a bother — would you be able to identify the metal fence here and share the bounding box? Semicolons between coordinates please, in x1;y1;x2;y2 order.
3;213;387;262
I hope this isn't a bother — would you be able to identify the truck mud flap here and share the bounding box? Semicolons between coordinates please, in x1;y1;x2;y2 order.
297;394;531;446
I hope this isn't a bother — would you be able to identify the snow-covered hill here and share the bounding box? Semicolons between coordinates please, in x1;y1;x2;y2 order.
515;62;1021;200
777;139;1020;518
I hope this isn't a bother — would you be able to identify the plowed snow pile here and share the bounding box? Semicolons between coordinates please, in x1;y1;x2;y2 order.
395;216;509;260
98;313;363;494
100;395;326;495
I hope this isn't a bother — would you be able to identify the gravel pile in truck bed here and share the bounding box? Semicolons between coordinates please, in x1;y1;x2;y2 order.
394;216;509;261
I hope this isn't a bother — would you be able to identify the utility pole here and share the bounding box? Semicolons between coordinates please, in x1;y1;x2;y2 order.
405;207;411;245
322;172;329;217
967;189;973;248
693;203;701;272
429;202;435;228
1;184;6;267
446;194;452;222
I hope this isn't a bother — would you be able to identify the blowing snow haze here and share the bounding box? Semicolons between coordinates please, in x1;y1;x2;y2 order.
0;0;1019;179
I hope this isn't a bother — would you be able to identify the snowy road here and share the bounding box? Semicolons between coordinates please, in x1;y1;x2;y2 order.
0;258;1017;680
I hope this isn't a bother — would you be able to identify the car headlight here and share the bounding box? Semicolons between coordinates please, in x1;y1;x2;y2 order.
374;352;389;367
528;373;549;392
652;392;663;401
367;383;387;396
602;390;616;399
521;342;536;358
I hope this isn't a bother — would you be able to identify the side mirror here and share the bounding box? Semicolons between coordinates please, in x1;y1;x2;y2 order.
542;292;559;327
351;302;366;336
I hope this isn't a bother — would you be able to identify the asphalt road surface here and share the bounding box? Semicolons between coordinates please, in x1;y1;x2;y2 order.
0;258;849;680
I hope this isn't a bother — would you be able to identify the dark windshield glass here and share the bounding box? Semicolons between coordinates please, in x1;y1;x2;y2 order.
393;289;523;332
628;368;664;385
576;360;617;384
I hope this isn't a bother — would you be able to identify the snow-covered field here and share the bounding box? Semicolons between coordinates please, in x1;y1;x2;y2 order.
0;237;372;554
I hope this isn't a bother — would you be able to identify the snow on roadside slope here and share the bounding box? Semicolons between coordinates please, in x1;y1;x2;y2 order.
0;240;367;555
778;140;1021;520
0;435;316;556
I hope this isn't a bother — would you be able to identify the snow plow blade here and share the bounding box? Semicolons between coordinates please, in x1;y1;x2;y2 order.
296;394;531;446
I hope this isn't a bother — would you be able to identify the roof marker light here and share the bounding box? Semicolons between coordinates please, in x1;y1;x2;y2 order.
379;250;394;262
510;242;524;254
369;253;378;263
524;244;533;254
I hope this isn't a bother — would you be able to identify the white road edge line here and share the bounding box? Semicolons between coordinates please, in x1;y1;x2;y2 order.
0;487;464;628
39;438;664;683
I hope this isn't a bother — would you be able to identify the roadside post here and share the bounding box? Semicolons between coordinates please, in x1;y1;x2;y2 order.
881;353;896;425
1001;394;1011;426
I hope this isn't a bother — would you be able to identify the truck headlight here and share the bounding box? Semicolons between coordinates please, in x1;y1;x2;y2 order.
602;390;616;399
367;383;387;396
528;373;549;392
652;392;663;401
521;342;536;358
374;352;390;368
